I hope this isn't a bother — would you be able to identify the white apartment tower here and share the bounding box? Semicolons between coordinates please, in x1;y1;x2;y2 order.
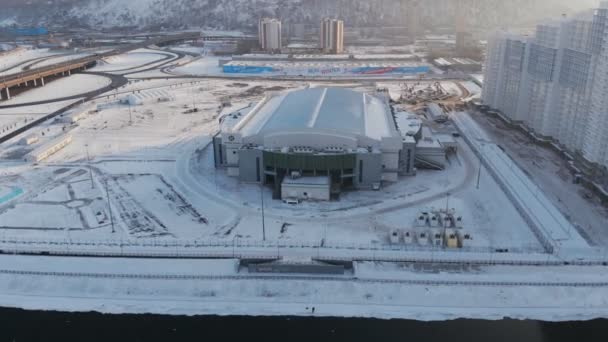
584;3;608;167
482;33;529;122
482;8;605;167
258;18;282;51
320;18;344;54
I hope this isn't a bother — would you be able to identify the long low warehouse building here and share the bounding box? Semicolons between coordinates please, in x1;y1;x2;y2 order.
222;60;431;76
26;134;72;163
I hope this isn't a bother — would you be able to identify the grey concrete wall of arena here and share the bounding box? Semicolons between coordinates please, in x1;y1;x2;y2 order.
238;148;385;190
213;135;231;169
399;142;417;176
238;148;264;183
355;152;383;189
212;135;226;168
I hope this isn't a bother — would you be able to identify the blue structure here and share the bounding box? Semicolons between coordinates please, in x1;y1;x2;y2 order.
0;187;23;204
223;65;275;74
223;63;431;75
2;27;49;37
351;66;430;75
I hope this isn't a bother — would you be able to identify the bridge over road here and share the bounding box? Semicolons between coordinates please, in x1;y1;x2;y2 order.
0;32;200;101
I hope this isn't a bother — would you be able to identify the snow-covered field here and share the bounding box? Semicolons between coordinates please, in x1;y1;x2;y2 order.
0;74;111;106
91;49;169;73
0;99;84;142
0;255;607;320
33;52;94;68
453;112;589;253
0;72;598;256
461;81;482;101
467;110;608;248
168;45;205;56
171;56;223;76
0;45;606;320
0;47;62;76
0;77;572;255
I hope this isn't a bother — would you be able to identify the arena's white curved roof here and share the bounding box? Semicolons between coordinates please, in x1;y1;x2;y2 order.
234;87;398;141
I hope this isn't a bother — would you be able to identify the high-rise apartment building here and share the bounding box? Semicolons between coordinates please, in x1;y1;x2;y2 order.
320;18;344;54
482;4;608;168
584;4;608;167
258;18;282;51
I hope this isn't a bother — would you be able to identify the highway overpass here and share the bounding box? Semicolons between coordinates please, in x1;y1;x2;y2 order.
0;32;200;101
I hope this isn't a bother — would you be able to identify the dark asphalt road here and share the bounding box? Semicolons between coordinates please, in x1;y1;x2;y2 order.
0;70;128;145
0;71;128;109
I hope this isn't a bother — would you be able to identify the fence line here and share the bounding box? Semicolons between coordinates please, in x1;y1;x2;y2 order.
0;236;606;266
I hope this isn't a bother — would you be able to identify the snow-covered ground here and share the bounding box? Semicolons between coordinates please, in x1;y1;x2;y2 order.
171;56;223;75
0;74;111;106
346;45;416;55
452;112;589;254
467;110;608;248
0;99;83;142
168;45;205;56
33;52;94;68
0;78;564;255
90;49;172;74
0;46;606;320
460;81;482;101
0;255;607;320
0;47;63;76
471;74;484;85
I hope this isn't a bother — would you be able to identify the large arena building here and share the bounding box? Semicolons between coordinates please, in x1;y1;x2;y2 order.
213;87;420;200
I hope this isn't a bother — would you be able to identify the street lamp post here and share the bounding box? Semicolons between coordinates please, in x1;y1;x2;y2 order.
85;144;94;189
192;88;197;111
476;154;482;189
444;192;451;248
260;183;266;241
104;178;116;234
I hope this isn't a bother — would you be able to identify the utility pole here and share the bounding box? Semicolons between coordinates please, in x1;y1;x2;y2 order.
104;178;116;234
190;86;197;112
128;102;133;125
444;192;451;248
476;154;482;189
85;144;94;189
260;183;266;241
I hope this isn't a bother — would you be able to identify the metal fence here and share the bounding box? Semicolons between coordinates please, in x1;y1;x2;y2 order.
1;236;605;266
